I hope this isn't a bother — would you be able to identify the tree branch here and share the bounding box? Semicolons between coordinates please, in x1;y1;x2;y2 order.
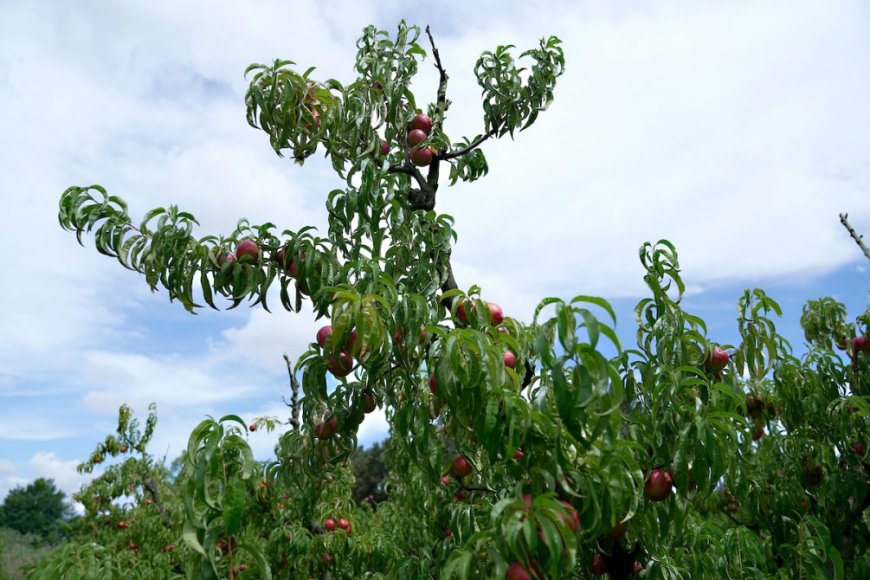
143;479;171;527
438;251;459;310
839;212;870;260
439;129;498;161
283;354;301;431
425;25;449;125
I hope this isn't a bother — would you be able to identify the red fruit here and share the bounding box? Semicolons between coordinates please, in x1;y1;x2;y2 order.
410;146;433;166
164;544;176;552
429;375;437;395
456;301;469;325
324;518;336;531
314;422;324;439
362;391;376;413
506;561;532;580
380;141;391;156
803;461;822;486
487;302;504;325
407;129;427;147
119;444;129;453
306;109;321;131
522;494;533;509
235;240;260;264
239;564;248;572
633;561;643;576
451;455;472;478
411;113;433;135
498;326;509;335
128;541;138;552
607;520;626;540
338;518;350;531
855;336;870;353
326;351;353;377
444;527;453;537
752;424;765;440
513;448;524;460
117;521;128;529
853;441;866;456
746;394;764;418
591;554;607;576
440;475;450;487
503;351;518;369
249;424;256;432
316;325;333;348
347;329;359;352
644;469;673;501
322;554;333;565
453;491;467;502
705;346;729;372
371;81;383;91
322;414;339;438
218;251;236;266
558;500;580;531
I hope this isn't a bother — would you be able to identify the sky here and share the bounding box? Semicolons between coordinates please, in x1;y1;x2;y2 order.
0;0;868;509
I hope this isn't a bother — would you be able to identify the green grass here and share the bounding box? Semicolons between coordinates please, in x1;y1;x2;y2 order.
0;528;60;579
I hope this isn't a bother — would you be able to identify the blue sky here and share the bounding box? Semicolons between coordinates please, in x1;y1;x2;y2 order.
0;0;868;508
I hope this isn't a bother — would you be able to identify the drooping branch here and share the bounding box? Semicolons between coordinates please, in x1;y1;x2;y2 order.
282;354;301;431
839;212;870;260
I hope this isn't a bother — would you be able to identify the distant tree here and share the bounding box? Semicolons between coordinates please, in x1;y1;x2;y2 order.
0;479;71;539
351;440;389;503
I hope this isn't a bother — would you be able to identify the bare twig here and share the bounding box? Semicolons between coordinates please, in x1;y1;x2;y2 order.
839;212;870;260
283;354;301;431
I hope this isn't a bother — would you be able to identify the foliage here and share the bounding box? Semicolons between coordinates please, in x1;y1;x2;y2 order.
351;441;389;504
0;528;59;580
42;18;870;579
0;480;71;541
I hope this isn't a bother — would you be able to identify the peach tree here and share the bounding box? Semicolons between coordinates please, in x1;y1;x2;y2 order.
44;20;870;579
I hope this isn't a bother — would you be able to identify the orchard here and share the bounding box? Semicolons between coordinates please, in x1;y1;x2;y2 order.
31;20;870;579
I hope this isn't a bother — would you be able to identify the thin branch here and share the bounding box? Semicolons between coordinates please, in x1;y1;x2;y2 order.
425;25;449;124
460;484;498;495
424;25;448;194
839;212;870;260
438;251;459;310
439;129;498;161
521;360;535;389
283;354;301;431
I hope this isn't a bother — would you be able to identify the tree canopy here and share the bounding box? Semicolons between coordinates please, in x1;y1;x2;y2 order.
28;18;870;579
0;479;71;540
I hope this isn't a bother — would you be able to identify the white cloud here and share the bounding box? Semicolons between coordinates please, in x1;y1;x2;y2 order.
28;452;89;497
0;416;83;441
0;459;27;503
